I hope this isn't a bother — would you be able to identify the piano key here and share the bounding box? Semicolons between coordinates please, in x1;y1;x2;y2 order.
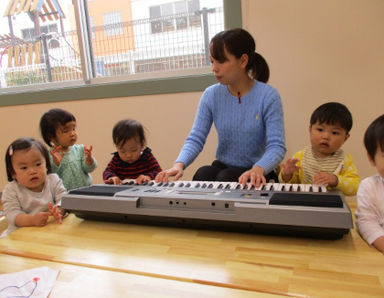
193;182;201;188
275;183;285;191
320;185;327;192
311;185;319;192
304;184;312;192
244;183;252;190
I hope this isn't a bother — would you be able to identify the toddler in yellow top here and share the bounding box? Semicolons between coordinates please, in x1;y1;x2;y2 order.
279;102;360;195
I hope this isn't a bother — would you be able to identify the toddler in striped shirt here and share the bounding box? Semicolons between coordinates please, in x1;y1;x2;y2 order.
278;102;360;195
103;119;162;185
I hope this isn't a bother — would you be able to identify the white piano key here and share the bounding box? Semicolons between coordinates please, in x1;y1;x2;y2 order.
297;184;306;192
311;184;319;192
208;182;219;189
304;184;312;192
264;183;274;191
174;181;185;187
275;183;284;191
284;183;293;191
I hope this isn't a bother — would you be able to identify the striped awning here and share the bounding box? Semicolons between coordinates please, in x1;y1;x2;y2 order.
4;0;65;22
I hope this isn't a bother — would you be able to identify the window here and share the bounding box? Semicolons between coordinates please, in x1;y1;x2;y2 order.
0;0;241;105
150;0;201;34
103;11;124;37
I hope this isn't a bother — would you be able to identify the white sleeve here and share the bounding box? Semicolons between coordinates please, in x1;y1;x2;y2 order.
49;174;67;205
356;178;384;245
1;183;23;226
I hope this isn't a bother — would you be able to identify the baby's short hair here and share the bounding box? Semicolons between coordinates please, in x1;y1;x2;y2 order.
5;137;51;181
113;119;146;147
364;114;384;161
310;102;353;133
40;108;76;146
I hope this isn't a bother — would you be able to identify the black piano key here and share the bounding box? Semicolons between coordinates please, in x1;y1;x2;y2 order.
217;184;223;189
208;183;214;188
318;186;322;192
225;184;231;189
236;184;242;189
297;185;301;191
309;186;313;192
281;185;285;191
157;182;163;186
178;183;184;187
195;183;201;188
148;181;154;186
202;183;207;188
142;182;148;185
163;182;169;187
169;182;175;187
185;183;191;187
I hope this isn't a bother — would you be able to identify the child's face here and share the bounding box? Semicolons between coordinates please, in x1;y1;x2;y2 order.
11;146;47;192
53;121;77;148
116;138;144;164
309;122;349;158
369;146;384;178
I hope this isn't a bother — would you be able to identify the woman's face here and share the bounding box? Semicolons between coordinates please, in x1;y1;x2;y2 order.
210;47;246;85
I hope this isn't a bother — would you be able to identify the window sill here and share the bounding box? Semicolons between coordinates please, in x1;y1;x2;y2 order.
0;71;216;106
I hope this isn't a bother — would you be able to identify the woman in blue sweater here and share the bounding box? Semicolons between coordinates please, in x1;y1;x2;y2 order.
156;28;286;186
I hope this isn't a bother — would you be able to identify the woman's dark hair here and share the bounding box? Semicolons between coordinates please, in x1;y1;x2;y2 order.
364;114;384;161
310;102;353;133
5;137;51;181
113;119;146;147
209;28;270;83
40;108;76;146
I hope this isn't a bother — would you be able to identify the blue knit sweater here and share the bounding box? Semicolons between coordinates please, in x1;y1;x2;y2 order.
176;81;286;174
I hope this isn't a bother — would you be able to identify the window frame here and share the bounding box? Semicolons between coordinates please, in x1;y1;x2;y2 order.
0;0;242;107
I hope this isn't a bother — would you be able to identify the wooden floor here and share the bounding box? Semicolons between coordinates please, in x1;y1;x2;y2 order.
0;197;383;297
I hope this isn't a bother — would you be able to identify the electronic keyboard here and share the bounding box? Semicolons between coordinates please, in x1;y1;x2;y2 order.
61;180;353;239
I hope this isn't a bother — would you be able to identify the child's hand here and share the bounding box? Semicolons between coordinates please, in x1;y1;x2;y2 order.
280;158;300;182
48;202;63;224
136;175;151;184
32;212;51;227
84;145;93;165
313;171;338;187
104;176;122;185
50;145;65;166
